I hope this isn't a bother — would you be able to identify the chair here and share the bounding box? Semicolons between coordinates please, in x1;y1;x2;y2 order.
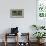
18;33;30;46
4;27;19;46
4;33;18;46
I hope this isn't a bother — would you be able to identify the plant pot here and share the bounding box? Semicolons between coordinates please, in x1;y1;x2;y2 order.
37;39;40;43
37;39;45;44
40;38;45;43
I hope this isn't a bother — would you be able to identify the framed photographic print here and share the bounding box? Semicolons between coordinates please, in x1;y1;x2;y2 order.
10;9;24;18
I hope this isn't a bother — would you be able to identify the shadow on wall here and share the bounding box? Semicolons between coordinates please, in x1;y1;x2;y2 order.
2;28;11;34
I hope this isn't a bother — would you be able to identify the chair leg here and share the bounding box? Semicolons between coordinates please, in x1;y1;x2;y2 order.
4;41;7;46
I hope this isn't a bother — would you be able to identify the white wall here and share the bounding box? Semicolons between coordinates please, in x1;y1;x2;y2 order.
0;0;36;42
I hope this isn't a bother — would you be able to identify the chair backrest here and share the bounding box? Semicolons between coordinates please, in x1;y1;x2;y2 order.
11;27;18;34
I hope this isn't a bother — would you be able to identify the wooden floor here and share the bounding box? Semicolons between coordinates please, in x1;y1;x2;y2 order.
0;42;46;46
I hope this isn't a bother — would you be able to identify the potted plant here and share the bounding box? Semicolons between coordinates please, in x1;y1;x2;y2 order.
33;32;46;43
32;24;45;30
40;26;45;29
32;25;39;30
